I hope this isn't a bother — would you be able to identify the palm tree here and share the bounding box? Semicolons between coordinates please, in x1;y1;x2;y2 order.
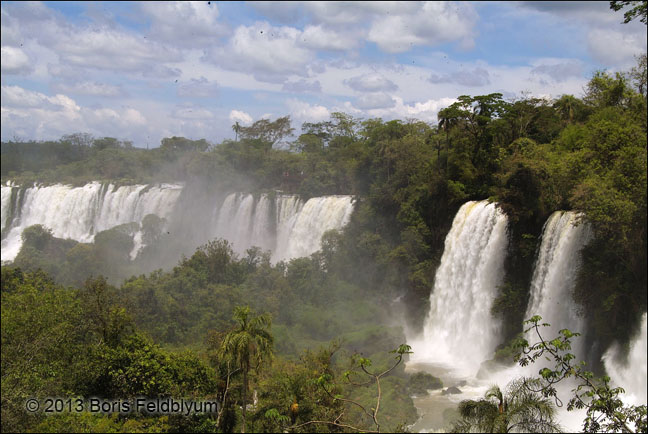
553;94;580;125
450;377;562;433
219;306;274;433
232;121;241;142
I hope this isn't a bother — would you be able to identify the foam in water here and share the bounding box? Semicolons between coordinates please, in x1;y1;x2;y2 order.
525;211;592;361
602;313;648;406
408;200;508;376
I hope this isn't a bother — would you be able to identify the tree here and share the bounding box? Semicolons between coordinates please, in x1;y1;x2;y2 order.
553;95;584;125
218;306;274;433
290;344;413;433
610;1;647;24
92;137;120;150
451;378;562;433
516;316;648;433
233;121;241;142
628;53;647;96
238;116;295;149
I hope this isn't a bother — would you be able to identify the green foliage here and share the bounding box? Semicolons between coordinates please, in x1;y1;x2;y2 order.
610;1;648;24
451;378;562;433
516;316;647;433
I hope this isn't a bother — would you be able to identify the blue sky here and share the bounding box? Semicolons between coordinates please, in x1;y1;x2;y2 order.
1;1;646;147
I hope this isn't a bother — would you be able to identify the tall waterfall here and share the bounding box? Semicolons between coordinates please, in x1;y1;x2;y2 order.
525;211;592;360
602;313;648;406
410;201;508;375
1;182;183;261
213;193;355;262
1;182;355;264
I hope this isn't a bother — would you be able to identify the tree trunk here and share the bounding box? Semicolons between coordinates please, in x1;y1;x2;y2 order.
242;365;247;434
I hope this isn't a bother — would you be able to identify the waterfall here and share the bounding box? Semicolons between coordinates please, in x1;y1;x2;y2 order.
274;196;355;262
1;183;17;232
525;211;592;360
410;200;508;375
213;193;354;262
1;182;183;262
1;181;355;265
602;313;647;406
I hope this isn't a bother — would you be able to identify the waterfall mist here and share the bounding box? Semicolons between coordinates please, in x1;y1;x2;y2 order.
602;312;648;406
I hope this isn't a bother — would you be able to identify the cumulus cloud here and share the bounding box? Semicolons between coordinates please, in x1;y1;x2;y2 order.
345;73;398;92
229;109;253;126
282;79;322;93
530;60;583;82
50;26;183;75
354;92;396;110
286;99;330;123
356;96;458;124
140;1;228;48
367;2;477;53
588;28;647;66
177;77;219;98
429;67;491;87
206;22;315;83
172;105;215;120
1;46;32;74
51;81;125;97
301;24;357;51
1;84;152;141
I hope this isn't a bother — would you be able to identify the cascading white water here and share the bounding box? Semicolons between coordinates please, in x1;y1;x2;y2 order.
409;200;508;376
213;192;354;262
1;184;16;232
602;313;647;406
0;182;183;261
525;211;592;361
484;211;594;432
275;196;355;262
2;181;355;264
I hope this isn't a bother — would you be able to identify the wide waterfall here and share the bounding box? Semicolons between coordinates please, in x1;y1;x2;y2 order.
1;182;355;264
525;211;592;361
602;313;648;406
409;200;508;376
213;193;354;262
1;182;183;261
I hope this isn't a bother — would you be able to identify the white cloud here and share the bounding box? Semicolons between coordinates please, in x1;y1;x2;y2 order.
173;105;214;120
51;26;183;75
1;84;151;141
530;59;584;82
51;81;125;97
354;93;396;110
140;1;228;48
282;79;322;93
345;72;398;92
587;28;647;67
207;22;314;82
429;67;491;87
301;24;356;51
229;109;253;126
367;2;477;53
1;46;32;74
177;77;219;98
285;99;330;123
376;96;457;123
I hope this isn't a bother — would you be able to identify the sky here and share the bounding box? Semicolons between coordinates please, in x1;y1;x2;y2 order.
1;1;646;148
